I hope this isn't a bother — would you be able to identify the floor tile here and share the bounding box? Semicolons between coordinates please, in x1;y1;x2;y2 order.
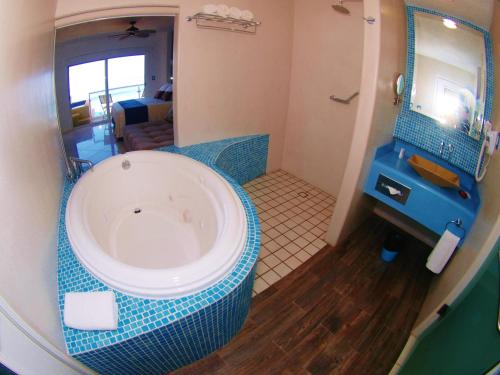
256;261;270;276
304;243;321;256
266;228;281;239
294;236;310;249
302;231;317;243
285;256;302;270
253;277;270;294
265;240;281;253
284;230;299;241
275;235;290;247
263;254;281;268
274;263;293;277
243;170;336;296
274;248;291;261
295;250;312;262
313;238;327;249
284;241;301;255
261;270;281;285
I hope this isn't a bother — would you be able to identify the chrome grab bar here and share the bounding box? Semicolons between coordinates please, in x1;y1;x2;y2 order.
330;91;359;104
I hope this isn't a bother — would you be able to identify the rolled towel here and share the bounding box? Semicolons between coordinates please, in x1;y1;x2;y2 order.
240;10;254;21
64;291;118;330
216;4;230;17
229;6;242;19
202;4;217;15
426;230;461;274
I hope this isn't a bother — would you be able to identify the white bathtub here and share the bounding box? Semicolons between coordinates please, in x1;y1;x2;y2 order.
66;151;247;299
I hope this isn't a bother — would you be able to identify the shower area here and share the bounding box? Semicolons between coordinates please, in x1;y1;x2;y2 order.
250;0;365;294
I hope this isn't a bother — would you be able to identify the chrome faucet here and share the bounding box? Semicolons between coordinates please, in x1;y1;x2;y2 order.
439;140;445;156
69;157;94;181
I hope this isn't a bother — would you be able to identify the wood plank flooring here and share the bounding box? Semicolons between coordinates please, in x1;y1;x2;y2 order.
173;216;433;375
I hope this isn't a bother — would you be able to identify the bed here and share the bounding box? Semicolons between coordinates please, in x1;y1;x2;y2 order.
111;97;172;139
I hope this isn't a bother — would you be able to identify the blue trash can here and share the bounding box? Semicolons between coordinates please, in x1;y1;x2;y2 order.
381;233;403;263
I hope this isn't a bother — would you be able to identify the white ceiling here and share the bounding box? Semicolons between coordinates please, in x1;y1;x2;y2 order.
415;12;485;74
405;0;494;30
56;17;175;44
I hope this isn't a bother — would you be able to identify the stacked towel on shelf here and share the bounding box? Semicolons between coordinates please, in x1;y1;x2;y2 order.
64;291;119;331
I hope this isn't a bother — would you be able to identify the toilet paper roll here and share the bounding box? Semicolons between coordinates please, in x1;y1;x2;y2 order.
426;229;461;274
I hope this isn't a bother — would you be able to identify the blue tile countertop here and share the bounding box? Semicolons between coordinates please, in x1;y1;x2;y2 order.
364;141;480;244
57;135;268;366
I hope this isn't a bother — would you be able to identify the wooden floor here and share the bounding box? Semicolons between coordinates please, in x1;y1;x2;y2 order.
174;216;433;375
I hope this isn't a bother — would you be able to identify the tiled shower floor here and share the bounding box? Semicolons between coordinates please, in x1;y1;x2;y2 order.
243;170;336;296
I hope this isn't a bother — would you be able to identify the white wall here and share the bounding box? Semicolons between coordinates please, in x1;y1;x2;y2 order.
55;0;294;172
281;0;363;196
55;30;170;132
0;0;66;356
326;0;407;244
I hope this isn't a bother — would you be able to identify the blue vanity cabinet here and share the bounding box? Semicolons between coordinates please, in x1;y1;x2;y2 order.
364;143;481;243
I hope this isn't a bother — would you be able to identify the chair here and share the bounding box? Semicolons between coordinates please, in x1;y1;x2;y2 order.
71;101;91;127
99;94;113;112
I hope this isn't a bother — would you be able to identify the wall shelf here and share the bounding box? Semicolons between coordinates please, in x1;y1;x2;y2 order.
186;13;261;34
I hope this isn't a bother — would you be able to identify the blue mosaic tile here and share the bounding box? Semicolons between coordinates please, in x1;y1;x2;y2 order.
393;6;494;176
57;135;269;373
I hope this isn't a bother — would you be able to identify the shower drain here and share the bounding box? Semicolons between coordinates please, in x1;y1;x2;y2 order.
297;191;309;198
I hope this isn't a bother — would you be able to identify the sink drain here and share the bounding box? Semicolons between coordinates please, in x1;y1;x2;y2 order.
134;208;142;214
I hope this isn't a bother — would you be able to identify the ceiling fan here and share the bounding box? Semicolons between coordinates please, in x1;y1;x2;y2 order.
109;21;156;40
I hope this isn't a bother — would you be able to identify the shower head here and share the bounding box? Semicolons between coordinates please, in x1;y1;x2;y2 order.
332;0;350;15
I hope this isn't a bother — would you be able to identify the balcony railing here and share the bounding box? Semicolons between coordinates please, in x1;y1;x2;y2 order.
85;84;145;123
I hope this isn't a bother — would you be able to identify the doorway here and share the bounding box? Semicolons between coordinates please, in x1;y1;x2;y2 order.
55;16;175;165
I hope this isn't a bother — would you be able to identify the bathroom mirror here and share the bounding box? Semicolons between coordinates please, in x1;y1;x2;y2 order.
410;11;487;140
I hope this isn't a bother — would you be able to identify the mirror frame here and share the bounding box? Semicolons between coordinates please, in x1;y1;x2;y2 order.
393;6;493;175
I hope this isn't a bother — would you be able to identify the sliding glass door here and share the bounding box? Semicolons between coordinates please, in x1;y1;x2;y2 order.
69;60;106;123
108;55;145;102
68;55;145;125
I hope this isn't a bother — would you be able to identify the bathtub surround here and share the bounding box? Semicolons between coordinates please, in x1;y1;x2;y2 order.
243;171;335;295
393;6;494;175
58;135;267;373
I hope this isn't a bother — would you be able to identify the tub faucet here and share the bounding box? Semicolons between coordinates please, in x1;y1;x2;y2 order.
69;157;94;181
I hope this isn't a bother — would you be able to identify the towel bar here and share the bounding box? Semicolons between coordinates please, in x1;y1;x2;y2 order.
330;91;359;104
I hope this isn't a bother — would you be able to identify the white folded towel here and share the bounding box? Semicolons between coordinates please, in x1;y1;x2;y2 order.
426;230;461;274
203;4;217;15
229;6;242;19
216;4;230;17
64;291;118;330
240;10;254;21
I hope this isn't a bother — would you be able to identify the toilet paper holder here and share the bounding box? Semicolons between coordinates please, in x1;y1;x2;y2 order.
445;218;466;239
